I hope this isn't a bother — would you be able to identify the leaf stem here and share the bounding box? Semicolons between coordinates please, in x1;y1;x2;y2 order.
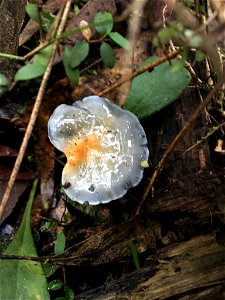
0;53;23;60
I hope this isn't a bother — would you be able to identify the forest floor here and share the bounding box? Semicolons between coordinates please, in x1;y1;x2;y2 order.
0;1;225;299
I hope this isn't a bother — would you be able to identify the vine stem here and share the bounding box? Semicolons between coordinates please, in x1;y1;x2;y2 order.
0;0;73;222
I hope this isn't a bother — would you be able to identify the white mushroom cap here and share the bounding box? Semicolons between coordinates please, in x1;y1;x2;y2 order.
48;96;149;205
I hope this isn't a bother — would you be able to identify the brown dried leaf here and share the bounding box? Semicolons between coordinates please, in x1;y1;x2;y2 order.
0;160;34;181
50;199;74;225
80;20;92;41
0;145;18;157
0;181;28;225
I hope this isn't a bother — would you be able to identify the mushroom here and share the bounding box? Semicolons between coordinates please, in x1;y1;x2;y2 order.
48;96;149;205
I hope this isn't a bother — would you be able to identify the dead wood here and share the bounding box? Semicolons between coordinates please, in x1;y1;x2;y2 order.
56;214;155;266
75;234;225;299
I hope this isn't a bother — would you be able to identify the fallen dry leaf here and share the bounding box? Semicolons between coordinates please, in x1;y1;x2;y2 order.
80;20;92;41
0;181;29;225
0;145;18;157
0;160;34;181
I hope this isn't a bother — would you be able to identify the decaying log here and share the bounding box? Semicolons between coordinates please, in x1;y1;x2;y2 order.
75;234;225;299
57;214;155;266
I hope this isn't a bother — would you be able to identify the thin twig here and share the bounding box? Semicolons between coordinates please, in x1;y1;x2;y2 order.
0;254;78;265
0;254;74;264
0;0;73;221
135;74;225;216
116;0;149;107
98;50;179;99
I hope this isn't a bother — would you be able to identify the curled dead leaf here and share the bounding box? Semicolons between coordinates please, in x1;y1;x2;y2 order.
80;20;92;41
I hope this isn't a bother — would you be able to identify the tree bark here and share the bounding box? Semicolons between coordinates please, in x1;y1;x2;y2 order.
0;0;26;79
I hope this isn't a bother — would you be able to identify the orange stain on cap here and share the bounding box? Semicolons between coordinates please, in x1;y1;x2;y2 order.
64;135;102;167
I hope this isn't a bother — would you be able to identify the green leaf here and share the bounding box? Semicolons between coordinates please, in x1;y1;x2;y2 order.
26;3;39;23
0;73;9;86
63;47;80;84
0;86;6;94
124;56;191;119
64;285;74;300
26;3;54;32
100;42;115;68
64;65;79;84
69;41;89;68
47;279;63;291
33;45;53;67
43;264;59;277
41;9;55;32
0;179;50;300
130;240;140;270
40;219;58;232
62;46;71;66
108;32;130;49
195;50;205;62
153;21;183;46
54;232;66;255
94;12;113;35
170;59;186;72
199;4;207;16
14;63;45;81
141;160;149;168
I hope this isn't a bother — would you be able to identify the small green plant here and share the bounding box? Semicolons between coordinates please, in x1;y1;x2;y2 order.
0;178;73;300
153;20;205;63
9;6;130;85
0;5;191;121
54;231;66;255
46;231;75;300
62;11;130;84
26;3;55;33
0;179;50;300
